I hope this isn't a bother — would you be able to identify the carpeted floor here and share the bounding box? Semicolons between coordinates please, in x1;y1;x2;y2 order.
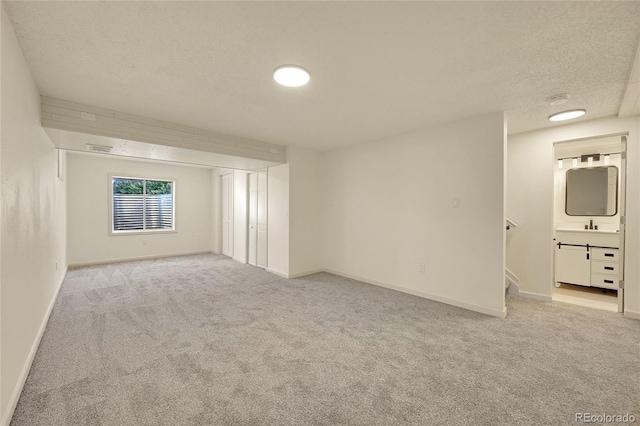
10;253;639;425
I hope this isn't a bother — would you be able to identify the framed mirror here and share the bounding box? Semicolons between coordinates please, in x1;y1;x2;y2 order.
565;166;618;216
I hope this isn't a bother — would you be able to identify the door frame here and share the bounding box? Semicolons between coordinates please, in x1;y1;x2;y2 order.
618;136;627;312
551;133;628;313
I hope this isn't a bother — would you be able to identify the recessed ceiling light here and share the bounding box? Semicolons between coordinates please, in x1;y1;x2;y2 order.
548;109;586;122
273;65;310;87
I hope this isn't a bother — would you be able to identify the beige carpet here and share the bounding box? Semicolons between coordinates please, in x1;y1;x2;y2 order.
10;254;640;425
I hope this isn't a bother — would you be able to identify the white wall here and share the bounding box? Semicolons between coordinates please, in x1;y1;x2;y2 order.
232;170;249;263
267;163;290;277
323;112;507;317
507;116;640;317
66;153;212;265
1;9;68;424
288;147;325;277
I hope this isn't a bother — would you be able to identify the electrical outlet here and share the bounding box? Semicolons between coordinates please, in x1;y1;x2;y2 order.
419;263;426;273
452;197;460;208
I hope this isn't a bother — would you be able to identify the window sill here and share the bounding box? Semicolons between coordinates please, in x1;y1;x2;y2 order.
109;229;177;237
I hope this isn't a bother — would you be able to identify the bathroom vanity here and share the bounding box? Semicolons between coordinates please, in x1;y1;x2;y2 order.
555;229;620;290
552;136;626;312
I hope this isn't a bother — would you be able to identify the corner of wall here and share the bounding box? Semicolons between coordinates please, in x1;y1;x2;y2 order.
287;146;326;276
266;163;290;276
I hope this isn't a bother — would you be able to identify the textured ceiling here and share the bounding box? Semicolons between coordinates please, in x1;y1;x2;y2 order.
4;1;639;151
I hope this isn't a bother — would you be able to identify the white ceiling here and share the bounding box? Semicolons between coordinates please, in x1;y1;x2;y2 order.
4;1;640;152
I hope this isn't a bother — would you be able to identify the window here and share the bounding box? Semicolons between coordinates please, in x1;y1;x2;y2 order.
111;176;175;233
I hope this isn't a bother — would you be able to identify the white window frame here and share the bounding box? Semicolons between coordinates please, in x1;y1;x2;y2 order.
108;174;177;236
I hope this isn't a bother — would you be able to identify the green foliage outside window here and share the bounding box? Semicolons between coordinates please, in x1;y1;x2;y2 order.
145;180;172;194
113;179;143;194
113;178;172;195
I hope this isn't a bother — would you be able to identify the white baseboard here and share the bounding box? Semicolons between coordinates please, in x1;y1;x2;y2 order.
2;266;67;426
232;256;247;264
68;250;213;268
324;269;507;318
264;268;324;279
519;290;553;302
288;269;324;279
624;309;640;320
265;267;289;279
505;267;520;286
507;282;520;296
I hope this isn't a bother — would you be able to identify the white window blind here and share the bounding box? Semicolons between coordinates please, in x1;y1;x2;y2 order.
112;177;174;232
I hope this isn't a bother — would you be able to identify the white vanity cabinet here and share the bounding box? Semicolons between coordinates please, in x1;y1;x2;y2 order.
555;245;591;286
554;230;621;290
590;247;620;290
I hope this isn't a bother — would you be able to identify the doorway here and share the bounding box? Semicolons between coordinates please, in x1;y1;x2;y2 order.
552;134;627;313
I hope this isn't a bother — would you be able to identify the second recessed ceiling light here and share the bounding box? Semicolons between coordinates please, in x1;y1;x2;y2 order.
273;65;310;87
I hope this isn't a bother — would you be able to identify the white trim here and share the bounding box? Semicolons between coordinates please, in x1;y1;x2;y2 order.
519;290;553;302
288;269;324;279
2;266;67;426
623;309;640;320
232;256;247;264
108;174;177;236
325;269;507;318
505;267;520;287
109;229;178;237
265;267;289;279
68;250;212;269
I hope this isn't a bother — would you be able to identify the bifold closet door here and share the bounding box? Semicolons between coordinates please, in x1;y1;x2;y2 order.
256;170;267;268
248;172;258;266
221;174;233;257
248;170;267;268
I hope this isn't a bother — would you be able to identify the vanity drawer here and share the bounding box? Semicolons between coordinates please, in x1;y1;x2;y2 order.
591;261;619;276
591;248;620;261
591;273;618;290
